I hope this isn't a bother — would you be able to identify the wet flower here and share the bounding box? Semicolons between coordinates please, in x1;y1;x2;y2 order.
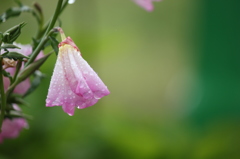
133;0;161;11
1;43;44;94
46;28;110;116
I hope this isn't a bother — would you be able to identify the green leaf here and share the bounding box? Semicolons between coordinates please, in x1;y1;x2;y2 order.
32;37;40;50
0;32;3;44
2;22;26;43
8;94;30;107
2;52;29;60
5;111;32;120
2;70;12;78
0;44;20;49
49;36;59;55
23;70;45;97
17;53;51;83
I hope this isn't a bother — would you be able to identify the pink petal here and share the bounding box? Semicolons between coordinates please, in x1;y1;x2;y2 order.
72;50;110;99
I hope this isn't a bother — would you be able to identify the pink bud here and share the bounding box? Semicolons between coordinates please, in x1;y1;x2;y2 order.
133;0;161;11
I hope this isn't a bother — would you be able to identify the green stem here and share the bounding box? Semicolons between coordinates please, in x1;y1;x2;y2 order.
25;0;63;67
36;0;69;40
0;57;6;132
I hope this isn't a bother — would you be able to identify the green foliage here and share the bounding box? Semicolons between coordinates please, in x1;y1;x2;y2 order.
17;53;51;84
0;5;31;23
0;44;21;49
2;52;29;60
2;70;12;79
23;70;45;97
8;94;29;107
2;22;26;43
49;36;59;55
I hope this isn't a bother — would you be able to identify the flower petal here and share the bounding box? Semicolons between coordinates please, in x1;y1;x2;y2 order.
72;48;110;99
61;45;94;99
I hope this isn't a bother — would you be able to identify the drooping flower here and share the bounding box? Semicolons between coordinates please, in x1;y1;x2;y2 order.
46;28;110;116
133;0;161;11
1;43;44;95
0;105;28;143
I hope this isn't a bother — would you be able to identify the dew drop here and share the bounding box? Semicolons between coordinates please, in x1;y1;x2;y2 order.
68;90;72;95
68;113;73;116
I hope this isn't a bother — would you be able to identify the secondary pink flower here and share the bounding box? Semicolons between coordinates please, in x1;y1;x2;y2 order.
2;43;44;94
133;0;161;11
46;28;110;116
0;118;28;143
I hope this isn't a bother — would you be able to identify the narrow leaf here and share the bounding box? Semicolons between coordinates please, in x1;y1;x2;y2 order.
8;94;30;106
17;53;51;83
23;70;45;97
2;52;29;60
49;36;59;55
2;70;12;78
2;22;26;43
0;44;21;49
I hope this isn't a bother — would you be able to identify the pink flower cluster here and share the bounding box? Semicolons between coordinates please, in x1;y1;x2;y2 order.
133;0;161;11
0;105;28;143
2;43;44;94
0;118;28;143
46;33;110;116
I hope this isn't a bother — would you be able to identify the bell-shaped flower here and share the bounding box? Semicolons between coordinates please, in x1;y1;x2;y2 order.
46;28;110;116
133;0;161;11
1;43;44;95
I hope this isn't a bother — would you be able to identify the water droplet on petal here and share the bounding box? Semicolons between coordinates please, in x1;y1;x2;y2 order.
68;113;73;116
68;90;72;95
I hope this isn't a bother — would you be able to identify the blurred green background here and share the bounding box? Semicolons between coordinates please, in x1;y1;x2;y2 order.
1;0;240;158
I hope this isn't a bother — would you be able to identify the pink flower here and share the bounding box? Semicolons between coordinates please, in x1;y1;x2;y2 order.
46;29;110;116
0;117;28;143
133;0;161;11
2;43;44;94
